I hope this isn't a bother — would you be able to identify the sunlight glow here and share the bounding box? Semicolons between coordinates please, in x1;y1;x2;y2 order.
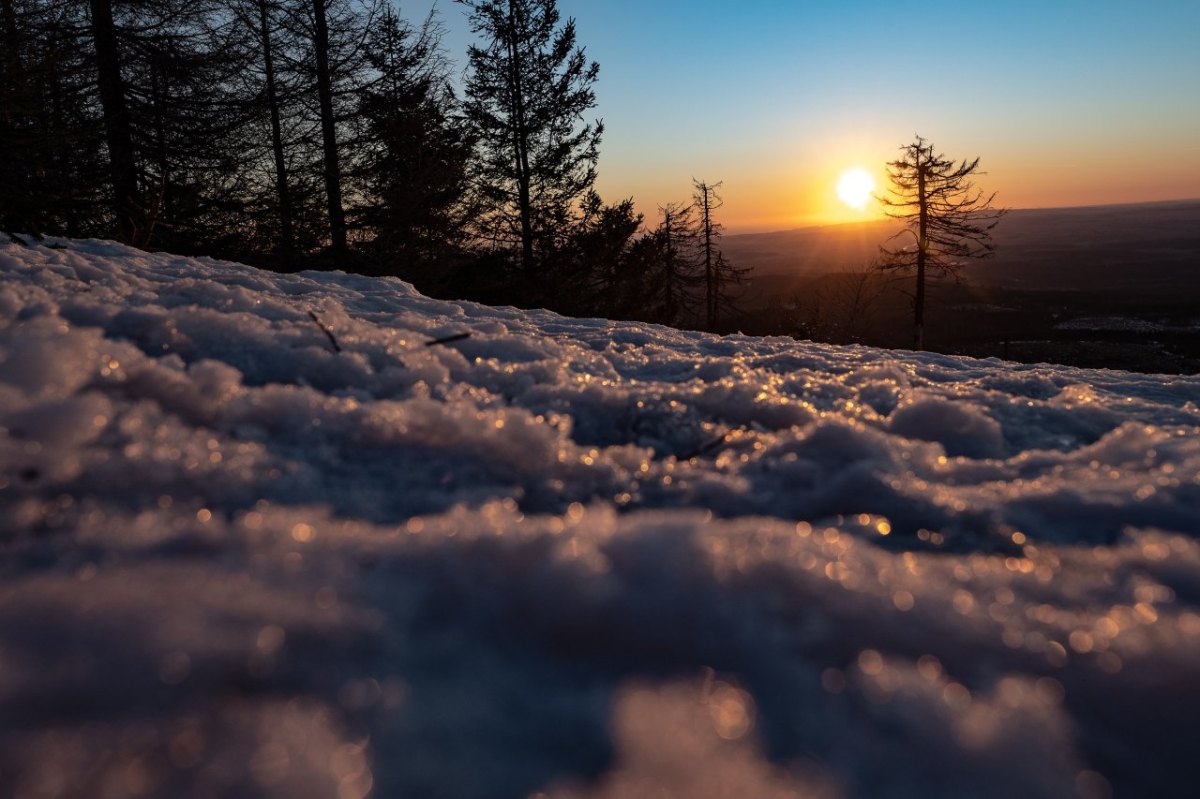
836;168;876;211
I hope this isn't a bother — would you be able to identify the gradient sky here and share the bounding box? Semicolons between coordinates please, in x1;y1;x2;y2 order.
414;0;1200;232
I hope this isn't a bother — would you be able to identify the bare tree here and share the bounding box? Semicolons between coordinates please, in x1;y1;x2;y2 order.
693;179;748;331
654;201;701;325
878;135;1005;349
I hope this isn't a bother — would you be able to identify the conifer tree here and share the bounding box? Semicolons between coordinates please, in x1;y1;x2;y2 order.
878;135;1005;349
82;0;263;249
245;0;298;264
1;0;105;236
692;179;748;331
458;0;603;272
87;0;141;243
651;202;702;326
354;7;473;275
553;190;641;317
309;0;348;254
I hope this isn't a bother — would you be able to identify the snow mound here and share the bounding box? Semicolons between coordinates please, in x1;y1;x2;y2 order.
2;238;1199;799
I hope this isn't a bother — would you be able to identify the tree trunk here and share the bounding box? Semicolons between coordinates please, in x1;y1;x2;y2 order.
516;149;534;270
1;0;23;230
311;0;346;254
257;0;295;264
700;185;716;330
49;80;80;236
1;0;18;127
88;0;142;244
505;0;534;271
914;164;928;350
663;210;675;321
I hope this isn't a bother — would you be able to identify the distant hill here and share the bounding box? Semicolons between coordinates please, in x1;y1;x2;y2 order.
724;199;1200;294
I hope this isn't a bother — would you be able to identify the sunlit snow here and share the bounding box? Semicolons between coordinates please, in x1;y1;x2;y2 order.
2;238;1199;798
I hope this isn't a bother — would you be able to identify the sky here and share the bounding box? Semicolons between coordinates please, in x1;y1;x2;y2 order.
412;0;1200;233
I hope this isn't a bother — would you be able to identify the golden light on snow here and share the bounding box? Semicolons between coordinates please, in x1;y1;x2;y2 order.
836;167;875;210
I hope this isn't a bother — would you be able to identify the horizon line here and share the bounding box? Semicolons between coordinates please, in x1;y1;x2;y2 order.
724;196;1200;237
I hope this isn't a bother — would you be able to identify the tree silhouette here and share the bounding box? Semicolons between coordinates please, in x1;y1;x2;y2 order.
353;7;474;276
1;0;105;237
458;0;602;272
693;179;748;331
550;190;642;318
649;201;702;325
87;0;142;243
245;0;298;265
878;135;1005;349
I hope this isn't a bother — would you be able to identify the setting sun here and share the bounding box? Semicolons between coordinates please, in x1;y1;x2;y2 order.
836;168;876;210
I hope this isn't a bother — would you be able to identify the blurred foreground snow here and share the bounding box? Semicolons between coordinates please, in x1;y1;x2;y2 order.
1;238;1199;798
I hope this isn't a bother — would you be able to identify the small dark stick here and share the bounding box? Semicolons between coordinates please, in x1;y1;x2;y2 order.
426;333;471;347
679;431;732;461
307;311;342;353
677;423;756;461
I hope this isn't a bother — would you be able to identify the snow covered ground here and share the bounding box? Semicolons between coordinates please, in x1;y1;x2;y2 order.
1;238;1199;799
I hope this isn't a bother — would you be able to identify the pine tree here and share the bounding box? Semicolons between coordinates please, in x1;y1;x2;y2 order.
87;0;142;243
248;0;298;264
353;7;473;276
268;0;380;261
127;3;261;253
878;135;1005;349
552;190;641;317
0;0;31;233
81;0;264;249
1;0;106;237
649;202;702;326
309;0;348;254
458;0;603;272
692;179;748;331
226;0;326;266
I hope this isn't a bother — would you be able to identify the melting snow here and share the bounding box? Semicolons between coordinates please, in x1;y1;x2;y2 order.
1;238;1199;798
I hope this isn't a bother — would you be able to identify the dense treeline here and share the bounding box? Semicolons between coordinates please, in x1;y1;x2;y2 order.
0;0;746;331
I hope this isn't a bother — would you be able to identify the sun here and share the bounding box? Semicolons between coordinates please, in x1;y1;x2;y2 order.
837;167;876;211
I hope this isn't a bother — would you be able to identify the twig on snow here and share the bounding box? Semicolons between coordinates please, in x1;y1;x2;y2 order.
307;311;342;353
426;332;471;347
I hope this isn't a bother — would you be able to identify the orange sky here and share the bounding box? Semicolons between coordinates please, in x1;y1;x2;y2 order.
425;0;1200;234
596;126;1200;234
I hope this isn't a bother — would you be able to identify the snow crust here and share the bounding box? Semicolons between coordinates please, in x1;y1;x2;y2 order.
2;238;1199;798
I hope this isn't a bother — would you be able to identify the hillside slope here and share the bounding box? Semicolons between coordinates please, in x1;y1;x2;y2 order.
2;239;1199;798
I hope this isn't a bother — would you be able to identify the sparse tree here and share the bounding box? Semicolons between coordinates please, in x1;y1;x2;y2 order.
458;0;603;272
693;179;748;331
878;135;1005;349
646;201;702;325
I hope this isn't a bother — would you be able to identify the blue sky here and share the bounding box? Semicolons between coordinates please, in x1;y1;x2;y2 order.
412;0;1200;231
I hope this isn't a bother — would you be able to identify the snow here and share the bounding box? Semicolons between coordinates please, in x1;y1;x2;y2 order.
1;238;1199;799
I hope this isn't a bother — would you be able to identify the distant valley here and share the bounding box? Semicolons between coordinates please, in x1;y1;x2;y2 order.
725;199;1200;293
722;200;1200;373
